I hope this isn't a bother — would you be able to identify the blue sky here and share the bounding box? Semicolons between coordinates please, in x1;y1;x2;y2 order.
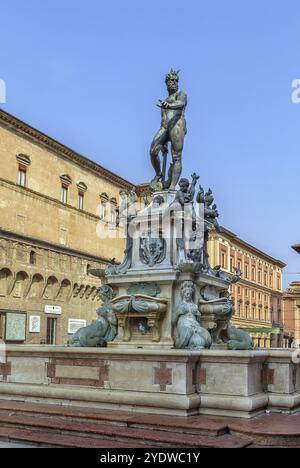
1;1;300;286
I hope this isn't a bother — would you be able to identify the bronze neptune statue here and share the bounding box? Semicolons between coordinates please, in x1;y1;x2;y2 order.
150;69;187;191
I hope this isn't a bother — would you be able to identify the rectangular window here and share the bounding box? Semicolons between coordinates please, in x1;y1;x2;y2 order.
100;201;107;220
18;166;26;187
251;267;256;281
277;276;281;291
61;185;68;204
230;257;234;273
78;192;84;210
269;274;273;288
221;252;227;269
110;208;117;225
245;288;249;297
264;273;268;286
258;270;262;283
245;264;249;279
237;260;242;271
46;318;57;345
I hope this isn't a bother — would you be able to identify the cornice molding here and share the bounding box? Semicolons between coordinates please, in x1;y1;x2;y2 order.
0;227;110;264
0;177;100;223
237;277;283;296
210;228;286;269
0;109;134;191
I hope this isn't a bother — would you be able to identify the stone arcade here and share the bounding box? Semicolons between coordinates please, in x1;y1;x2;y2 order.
0;71;299;419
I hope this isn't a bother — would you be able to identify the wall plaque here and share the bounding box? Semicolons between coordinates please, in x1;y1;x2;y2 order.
68;319;86;335
5;312;26;342
44;305;62;315
29;316;41;333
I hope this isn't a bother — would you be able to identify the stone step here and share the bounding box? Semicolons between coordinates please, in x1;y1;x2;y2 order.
0;401;227;436
228;414;300;448
0;411;251;448
0;427;146;448
2;400;300;447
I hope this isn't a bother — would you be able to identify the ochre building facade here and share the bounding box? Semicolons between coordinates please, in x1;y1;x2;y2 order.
0;109;132;345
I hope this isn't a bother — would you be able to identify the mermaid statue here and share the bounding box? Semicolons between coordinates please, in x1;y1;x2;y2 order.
172;281;212;349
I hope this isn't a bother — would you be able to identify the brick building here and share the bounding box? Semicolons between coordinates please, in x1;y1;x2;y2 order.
282;244;300;348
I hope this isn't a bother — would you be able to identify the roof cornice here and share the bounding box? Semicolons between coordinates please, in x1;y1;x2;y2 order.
0;108;134;191
0;227;109;264
211;227;286;269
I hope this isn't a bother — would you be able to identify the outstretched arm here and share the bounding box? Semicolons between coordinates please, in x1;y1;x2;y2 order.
189;173;200;199
199;297;228;305
196;185;205;204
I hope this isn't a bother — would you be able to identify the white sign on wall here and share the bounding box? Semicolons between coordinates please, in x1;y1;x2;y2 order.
44;305;62;315
68;319;86;335
29;316;41;333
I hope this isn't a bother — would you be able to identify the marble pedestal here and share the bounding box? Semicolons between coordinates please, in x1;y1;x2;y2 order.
0;346;299;418
106;269;229;350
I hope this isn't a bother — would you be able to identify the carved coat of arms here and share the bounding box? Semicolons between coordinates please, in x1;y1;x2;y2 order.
140;233;166;267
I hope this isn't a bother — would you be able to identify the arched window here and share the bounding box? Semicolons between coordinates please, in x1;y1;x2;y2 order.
28;274;44;299
60;175;72;204
57;279;72;302
12;271;29;298
0;269;13;297
43;276;59;300
16;154;31;187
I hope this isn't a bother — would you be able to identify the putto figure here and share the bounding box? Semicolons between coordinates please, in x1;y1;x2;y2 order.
150;69;187;191
175;173;199;208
